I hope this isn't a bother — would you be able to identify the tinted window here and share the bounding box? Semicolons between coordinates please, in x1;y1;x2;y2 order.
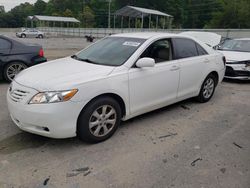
0;38;11;49
141;39;172;63
173;38;199;59
196;43;208;55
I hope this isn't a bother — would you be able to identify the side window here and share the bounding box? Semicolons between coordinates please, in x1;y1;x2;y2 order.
196;43;208;56
173;38;199;59
140;39;172;63
0;38;11;49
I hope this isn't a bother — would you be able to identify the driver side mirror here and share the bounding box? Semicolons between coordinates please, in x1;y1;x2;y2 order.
213;45;220;50
136;57;155;68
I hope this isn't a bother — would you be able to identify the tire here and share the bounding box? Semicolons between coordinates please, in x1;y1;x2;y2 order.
196;74;217;103
21;34;26;38
3;62;27;82
77;97;121;143
38;34;43;39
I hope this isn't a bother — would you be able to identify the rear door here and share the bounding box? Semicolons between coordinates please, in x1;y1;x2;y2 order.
0;38;11;65
172;37;210;98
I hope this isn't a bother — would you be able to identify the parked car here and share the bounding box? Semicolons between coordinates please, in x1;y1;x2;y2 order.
16;28;45;39
7;33;225;143
0;35;47;82
215;38;250;80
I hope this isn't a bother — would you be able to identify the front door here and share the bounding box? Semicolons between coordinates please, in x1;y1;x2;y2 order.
128;39;180;116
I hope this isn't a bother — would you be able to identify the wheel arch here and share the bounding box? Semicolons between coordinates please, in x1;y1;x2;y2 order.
76;92;127;128
209;71;219;86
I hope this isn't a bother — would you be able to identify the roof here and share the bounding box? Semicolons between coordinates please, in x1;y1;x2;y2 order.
30;15;80;23
115;6;173;18
112;32;179;39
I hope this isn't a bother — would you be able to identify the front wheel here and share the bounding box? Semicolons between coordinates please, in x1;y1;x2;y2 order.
38;34;43;39
77;97;121;143
196;74;217;103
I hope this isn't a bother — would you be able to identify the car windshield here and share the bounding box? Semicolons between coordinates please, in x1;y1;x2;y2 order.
72;37;145;66
218;39;250;52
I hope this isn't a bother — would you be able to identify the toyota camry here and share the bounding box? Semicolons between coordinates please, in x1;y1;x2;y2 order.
7;33;225;143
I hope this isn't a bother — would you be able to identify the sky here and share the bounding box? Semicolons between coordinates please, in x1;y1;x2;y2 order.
0;0;49;12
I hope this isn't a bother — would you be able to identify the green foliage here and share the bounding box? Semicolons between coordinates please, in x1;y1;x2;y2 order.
207;0;250;28
0;0;249;28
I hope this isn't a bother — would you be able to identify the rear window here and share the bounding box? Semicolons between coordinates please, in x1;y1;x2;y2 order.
0;38;11;49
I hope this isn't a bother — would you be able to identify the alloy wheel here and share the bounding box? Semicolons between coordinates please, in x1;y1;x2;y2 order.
203;78;214;99
6;63;26;81
89;105;117;137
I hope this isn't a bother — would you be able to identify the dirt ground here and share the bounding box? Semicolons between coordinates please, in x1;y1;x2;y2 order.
0;35;249;188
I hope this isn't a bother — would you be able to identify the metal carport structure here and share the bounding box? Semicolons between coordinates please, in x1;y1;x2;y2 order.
27;15;80;28
114;6;173;29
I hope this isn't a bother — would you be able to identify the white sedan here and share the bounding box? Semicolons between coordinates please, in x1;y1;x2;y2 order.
7;33;225;143
216;38;250;80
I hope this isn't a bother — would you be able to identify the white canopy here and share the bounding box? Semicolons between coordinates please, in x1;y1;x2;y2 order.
30;15;80;23
115;6;173;18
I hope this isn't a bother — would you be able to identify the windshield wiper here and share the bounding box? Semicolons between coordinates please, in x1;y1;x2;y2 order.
71;55;98;64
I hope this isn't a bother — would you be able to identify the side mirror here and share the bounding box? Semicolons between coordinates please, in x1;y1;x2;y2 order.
213;45;220;50
136;58;155;68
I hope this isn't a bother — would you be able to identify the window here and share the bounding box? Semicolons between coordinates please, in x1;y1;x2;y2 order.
173;38;199;59
0;38;11;49
140;39;172;63
196;43;208;55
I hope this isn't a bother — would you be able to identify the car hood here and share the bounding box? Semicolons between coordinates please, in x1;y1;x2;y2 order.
15;57;116;91
180;31;222;47
219;50;250;62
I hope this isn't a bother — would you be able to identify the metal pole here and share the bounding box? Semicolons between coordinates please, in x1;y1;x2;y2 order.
129;17;130;28
149;14;151;29
108;0;111;28
141;14;143;29
121;16;123;29
156;16;158;30
114;14;116;29
163;17;166;29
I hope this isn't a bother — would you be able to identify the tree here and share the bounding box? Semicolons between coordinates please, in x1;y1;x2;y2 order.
83;5;95;27
34;0;47;15
63;9;74;17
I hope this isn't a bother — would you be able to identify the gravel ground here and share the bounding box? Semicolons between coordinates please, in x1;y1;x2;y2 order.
0;35;249;188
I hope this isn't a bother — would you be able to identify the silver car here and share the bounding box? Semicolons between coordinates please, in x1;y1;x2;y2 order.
16;28;45;39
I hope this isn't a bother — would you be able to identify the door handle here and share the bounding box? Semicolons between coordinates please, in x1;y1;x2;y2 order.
170;65;180;71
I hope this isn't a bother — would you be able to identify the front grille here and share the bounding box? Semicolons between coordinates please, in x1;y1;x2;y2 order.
225;66;250;77
10;89;29;102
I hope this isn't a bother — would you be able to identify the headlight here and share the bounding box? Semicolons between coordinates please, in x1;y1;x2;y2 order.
29;89;78;104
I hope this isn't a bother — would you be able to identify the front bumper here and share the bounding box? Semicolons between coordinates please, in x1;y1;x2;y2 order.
7;81;84;139
225;63;250;80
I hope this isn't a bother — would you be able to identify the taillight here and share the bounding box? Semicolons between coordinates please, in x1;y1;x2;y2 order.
222;56;226;66
39;49;44;57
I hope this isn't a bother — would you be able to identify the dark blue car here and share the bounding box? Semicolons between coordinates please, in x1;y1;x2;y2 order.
0;35;47;82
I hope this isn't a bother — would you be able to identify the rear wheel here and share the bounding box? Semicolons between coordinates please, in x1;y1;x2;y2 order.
77;97;121;143
3;62;27;82
21;34;26;38
196;74;217;103
38;34;43;39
